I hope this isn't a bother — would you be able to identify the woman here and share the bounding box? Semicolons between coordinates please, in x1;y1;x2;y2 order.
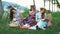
29;5;36;19
9;8;23;27
23;5;36;24
20;5;36;29
36;8;47;30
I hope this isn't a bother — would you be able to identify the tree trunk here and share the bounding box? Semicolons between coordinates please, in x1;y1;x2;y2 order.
0;0;4;13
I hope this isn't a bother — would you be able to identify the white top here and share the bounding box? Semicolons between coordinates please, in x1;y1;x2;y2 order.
36;12;46;22
36;12;42;22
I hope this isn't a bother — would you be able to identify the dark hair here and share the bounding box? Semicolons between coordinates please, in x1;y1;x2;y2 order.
41;13;45;19
30;5;35;11
10;8;16;21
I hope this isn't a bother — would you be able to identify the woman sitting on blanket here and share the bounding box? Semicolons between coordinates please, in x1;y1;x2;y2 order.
23;5;36;24
19;5;36;28
9;8;23;27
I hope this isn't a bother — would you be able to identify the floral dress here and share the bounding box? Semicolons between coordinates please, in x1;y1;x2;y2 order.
23;11;35;24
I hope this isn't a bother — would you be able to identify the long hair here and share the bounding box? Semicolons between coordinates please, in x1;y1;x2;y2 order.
40;8;46;19
41;13;45;19
10;8;16;21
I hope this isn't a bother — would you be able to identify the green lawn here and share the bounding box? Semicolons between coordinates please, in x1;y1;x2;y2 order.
0;11;60;34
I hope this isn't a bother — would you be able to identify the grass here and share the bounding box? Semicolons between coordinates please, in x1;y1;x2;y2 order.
0;11;60;34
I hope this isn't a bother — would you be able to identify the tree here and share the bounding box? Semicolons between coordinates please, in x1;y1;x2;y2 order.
44;0;60;12
0;0;2;12
48;0;60;8
0;0;4;13
56;0;60;8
